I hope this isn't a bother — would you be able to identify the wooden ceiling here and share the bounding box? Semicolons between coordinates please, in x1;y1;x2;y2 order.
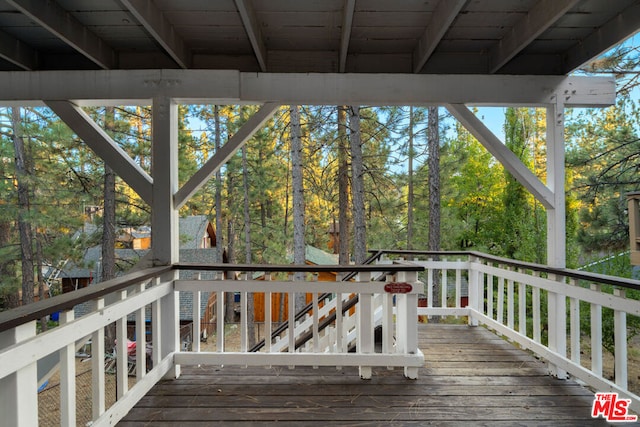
0;0;638;74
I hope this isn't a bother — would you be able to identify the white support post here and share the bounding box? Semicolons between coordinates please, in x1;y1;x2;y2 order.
0;321;37;427
546;100;568;379
60;310;76;426
152;95;180;378
358;271;373;379
92;298;106;419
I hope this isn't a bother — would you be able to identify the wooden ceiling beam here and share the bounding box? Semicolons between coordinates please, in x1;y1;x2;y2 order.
0;28;37;70
413;0;466;74
6;0;116;70
563;2;640;74
120;0;190;69
234;0;267;72
339;0;356;73
488;0;578;74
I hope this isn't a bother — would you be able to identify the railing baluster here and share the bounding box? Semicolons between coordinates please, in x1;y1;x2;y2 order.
507;268;514;330
568;278;580;364
487;272;494;319
60;310;76;427
216;272;224;353
288;289;295;356
135;284;147;379
532;271;541;343
336;291;343;354
441;267;447;309
241;274;248;353
455;261;462;310
497;274;505;326
614;288;628;389
152;278;162;368
427;258;433;313
92;298;106;420
590;283;603;376
518;270;526;336
357;272;373;379
192;273;201;353
116;289;128;399
312;292;319;353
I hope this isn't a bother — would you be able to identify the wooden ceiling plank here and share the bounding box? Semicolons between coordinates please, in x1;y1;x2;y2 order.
339;0;356;73
0;28;37;70
412;0;466;74
234;0;267;72
120;0;190;69
6;0;115;69
488;0;579;74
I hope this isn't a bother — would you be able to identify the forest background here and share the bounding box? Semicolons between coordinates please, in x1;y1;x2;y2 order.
0;37;639;311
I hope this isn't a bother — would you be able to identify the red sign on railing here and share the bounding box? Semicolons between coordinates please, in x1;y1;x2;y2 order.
384;282;413;293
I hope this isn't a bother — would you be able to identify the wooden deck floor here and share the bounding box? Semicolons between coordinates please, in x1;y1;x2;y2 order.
118;324;609;426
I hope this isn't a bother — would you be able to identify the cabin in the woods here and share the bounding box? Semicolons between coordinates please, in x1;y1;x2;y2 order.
1;1;639;426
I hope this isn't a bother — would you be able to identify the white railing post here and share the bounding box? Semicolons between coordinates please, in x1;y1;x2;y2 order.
161;270;180;379
0;321;37;427
116;289;129;399
357;271;373;379
614;288;628;389
467;255;480;326
396;269;419;379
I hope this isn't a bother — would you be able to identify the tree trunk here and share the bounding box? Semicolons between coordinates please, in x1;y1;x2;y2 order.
337;106;350;266
241;144;256;346
225;171;236;323
290;105;307;310
407;106;414;250
11;107;35;306
36;233;47;330
349;106;366;264
214;105;224;263
0;215;19;309
102;107;117;350
427;106;441;308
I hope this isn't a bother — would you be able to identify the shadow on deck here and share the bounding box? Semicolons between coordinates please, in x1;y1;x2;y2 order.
118;324;607;426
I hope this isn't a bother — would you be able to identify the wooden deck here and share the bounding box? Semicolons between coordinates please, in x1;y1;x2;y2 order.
118;324;608;426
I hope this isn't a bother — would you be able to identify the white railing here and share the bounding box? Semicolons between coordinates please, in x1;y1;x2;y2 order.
0;262;424;427
374;250;640;414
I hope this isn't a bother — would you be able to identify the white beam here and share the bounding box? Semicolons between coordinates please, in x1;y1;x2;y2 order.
0;70;616;107
563;2;640;74
489;0;578;74
174;102;279;209
0;28;38;70
413;0;465;74
446;103;555;210
6;0;115;70
546;100;566;268
120;0;190;69
339;0;356;73
234;0;267;72
45;101;153;204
